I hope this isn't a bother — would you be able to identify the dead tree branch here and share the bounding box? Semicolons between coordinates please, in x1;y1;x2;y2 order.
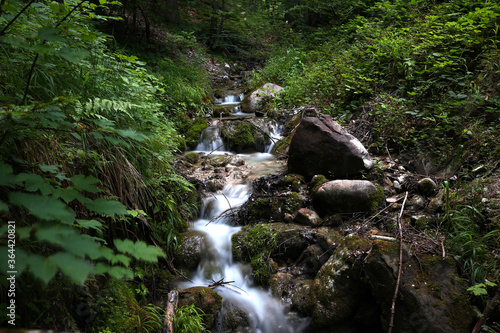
163;289;178;333
388;191;408;333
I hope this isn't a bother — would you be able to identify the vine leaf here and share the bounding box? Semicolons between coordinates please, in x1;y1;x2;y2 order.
9;192;76;224
87;198;128;216
70;174;101;193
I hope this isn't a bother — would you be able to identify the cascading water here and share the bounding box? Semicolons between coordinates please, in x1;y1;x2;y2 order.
181;122;309;333
195;126;226;153
218;93;245;106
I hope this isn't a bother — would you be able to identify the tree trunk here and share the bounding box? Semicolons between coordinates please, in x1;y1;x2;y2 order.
210;0;220;35
165;0;179;24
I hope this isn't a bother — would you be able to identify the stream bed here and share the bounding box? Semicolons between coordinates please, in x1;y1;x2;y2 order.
177;83;310;332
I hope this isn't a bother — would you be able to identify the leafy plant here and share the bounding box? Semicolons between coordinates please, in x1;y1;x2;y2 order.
174;304;207;333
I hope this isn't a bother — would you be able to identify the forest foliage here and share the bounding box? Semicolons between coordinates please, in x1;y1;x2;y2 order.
0;0;499;331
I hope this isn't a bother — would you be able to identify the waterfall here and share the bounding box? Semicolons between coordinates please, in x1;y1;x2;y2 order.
182;182;307;333
195;126;226;153
265;120;283;153
181;123;309;332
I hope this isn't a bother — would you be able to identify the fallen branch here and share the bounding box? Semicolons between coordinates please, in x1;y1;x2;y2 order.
205;206;239;226
163;289;178;333
388;191;408;333
209;278;235;289
369;235;397;242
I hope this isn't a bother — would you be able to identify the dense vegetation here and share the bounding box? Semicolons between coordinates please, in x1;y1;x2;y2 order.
0;0;498;331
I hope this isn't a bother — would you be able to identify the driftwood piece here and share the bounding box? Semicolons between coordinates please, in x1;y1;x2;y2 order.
163;290;178;333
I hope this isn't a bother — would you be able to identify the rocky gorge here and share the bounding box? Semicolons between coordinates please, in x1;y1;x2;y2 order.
170;69;478;333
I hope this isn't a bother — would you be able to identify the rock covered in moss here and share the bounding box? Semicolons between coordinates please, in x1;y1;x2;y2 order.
417;177;438;196
313;180;383;215
178;286;223;329
185;118;209;149
307;235;372;328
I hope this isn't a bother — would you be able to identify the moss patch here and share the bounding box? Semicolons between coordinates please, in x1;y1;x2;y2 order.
185;118;209;148
228;122;255;151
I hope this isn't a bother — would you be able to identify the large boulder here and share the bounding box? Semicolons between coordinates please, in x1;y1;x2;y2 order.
288;114;373;179
364;240;474;333
313;180;383;215
241;83;283;113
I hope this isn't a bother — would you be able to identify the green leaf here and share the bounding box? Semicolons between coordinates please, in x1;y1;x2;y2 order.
52;187;91;204
0;163;18;187
96;263;133;279
111;254;132;266
39;164;60;174
9;192;76;224
16;173;55;195
114;129;146;141
60;47;89;63
38;27;65;43
48;252;93;284
114;239;135;254
99;247;115;261
0;200;8;212
70;174;100;193
35;224;76;244
87;198;128;216
131;240;165;262
27;254;58;284
114;239;164;264
75;219;103;230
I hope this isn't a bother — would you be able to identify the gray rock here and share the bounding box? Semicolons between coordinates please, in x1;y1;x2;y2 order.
241;83;283;113
288;114;373;180
294;208;322;227
364;240;474;333
408;194;426;210
313;180;382;215
175;231;209;270
216;299;252;332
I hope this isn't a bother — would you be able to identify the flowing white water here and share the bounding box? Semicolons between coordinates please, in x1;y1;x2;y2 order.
194;126;226;153
182;124;308;332
265;120;283;153
219;93;245;105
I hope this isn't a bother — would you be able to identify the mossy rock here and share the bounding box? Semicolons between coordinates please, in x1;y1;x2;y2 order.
283;174;306;192
309;174;328;191
185;118;209;148
183;152;202;165
208;155;232;167
218;299;252;332
178;286;223;329
232;223;311;285
290;279;315;315
228;122;255;152
246;192;304;223
271;132;292;157
310;234;371;328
